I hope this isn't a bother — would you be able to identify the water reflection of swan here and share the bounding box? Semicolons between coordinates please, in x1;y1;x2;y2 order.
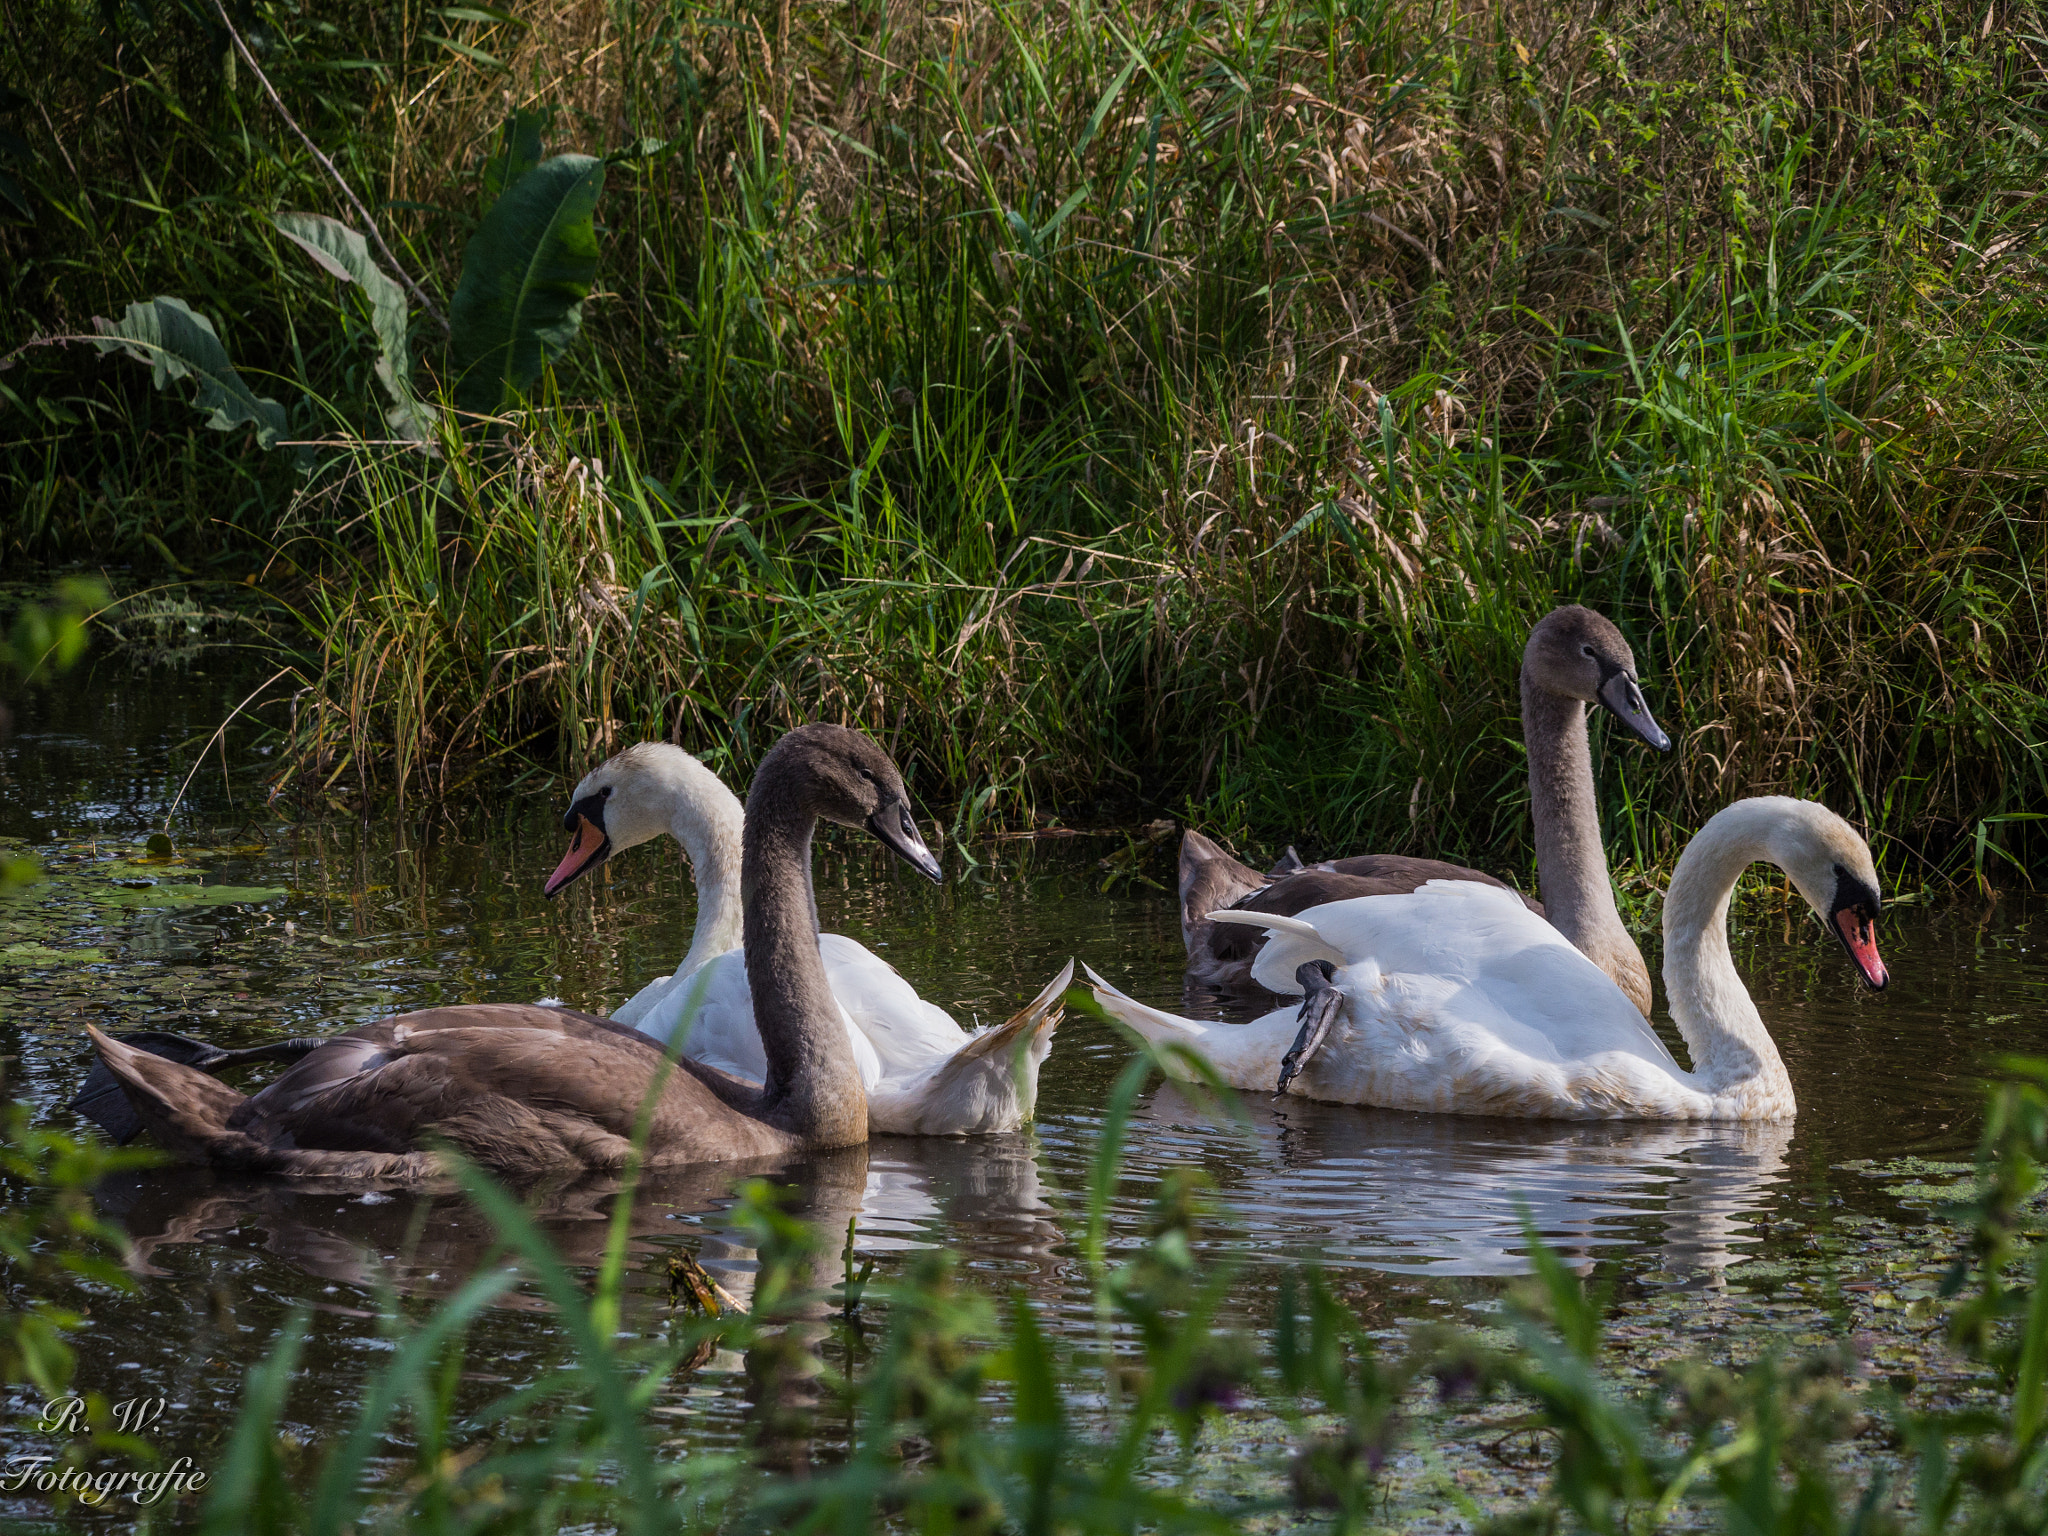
95;1149;871;1309
93;1130;1063;1308
1137;1085;1793;1279
855;1132;1059;1260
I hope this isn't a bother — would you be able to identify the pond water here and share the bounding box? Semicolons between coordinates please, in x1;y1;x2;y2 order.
3;654;2045;1517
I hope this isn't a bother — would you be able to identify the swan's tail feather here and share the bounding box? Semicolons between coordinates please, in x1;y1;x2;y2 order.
871;961;1072;1136
1079;963;1212;1080
83;1026;253;1163
951;959;1072;1064
71;1031;329;1145
81;1027;444;1182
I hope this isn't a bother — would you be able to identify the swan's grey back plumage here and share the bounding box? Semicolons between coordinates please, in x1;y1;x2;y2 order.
1176;604;1667;1012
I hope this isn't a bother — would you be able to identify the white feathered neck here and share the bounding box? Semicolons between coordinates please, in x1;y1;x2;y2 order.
609;743;747;977
1656;797;1808;1114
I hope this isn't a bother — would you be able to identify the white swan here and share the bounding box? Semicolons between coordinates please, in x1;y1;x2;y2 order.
1087;797;1887;1121
543;742;1068;1136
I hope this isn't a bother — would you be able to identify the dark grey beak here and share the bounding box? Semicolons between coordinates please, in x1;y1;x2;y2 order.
1596;670;1672;753
867;799;943;883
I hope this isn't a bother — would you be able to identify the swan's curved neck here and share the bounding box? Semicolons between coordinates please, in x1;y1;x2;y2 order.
1660;807;1792;1108
740;770;867;1147
670;790;744;976
1523;678;1649;1011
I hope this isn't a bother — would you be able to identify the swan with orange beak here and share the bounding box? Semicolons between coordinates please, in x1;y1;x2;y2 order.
543;740;1067;1137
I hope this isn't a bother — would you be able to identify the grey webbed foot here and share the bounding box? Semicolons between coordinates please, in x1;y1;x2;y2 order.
1275;960;1342;1099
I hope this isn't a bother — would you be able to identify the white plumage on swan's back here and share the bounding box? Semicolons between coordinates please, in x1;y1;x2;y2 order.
1237;882;1681;1071
626;934;1068;1136
1093;881;1702;1120
626;946;883;1087
815;935;966;1074
1095;799;1886;1123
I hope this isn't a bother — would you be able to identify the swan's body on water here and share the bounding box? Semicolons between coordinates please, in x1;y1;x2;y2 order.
549;742;1066;1136
80;726;949;1179
1093;797;1888;1122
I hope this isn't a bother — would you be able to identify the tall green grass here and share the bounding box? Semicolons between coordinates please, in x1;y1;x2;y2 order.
6;0;2048;876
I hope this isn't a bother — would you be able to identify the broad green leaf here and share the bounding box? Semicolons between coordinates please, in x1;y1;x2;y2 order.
449;153;604;417
481;108;549;204
90;297;286;448
0;944;108;965
95;882;288;908
427;33;504;68
273;211;434;442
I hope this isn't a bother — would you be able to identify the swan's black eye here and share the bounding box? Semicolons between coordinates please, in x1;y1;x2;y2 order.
600;785;613;798
856;767;879;784
1581;644;1596;658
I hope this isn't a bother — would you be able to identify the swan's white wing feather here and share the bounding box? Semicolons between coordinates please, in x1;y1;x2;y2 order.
818;933;968;1071
634;948;881;1088
1101;884;1712;1118
610;968;677;1030
1241;882;1532;994
1297;960;1704;1118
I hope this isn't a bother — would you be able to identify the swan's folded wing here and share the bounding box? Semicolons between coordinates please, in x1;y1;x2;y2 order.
1460;939;1683;1073
657;951;770;1081
1293;882;1684;1071
819;932;967;1071
231;1006;676;1152
610;968;679;1030
1234;882;1533;996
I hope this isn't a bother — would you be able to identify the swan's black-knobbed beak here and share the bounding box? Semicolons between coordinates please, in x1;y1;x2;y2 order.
1828;869;1887;990
544;795;612;897
868;799;943;883
1833;907;1888;990
1596;669;1672;753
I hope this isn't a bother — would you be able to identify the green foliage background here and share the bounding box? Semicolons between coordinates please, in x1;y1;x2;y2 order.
4;0;2047;879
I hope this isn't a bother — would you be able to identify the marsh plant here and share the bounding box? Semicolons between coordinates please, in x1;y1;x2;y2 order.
6;0;2048;878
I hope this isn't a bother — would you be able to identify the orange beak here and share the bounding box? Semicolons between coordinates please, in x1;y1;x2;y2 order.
544;814;609;897
1833;908;1887;991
